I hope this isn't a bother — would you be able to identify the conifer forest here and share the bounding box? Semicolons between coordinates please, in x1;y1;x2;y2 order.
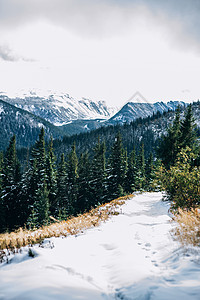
0;104;199;233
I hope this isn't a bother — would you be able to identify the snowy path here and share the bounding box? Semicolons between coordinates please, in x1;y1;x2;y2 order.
0;192;200;300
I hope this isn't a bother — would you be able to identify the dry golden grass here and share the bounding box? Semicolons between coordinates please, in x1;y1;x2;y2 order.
0;194;133;254
173;208;200;247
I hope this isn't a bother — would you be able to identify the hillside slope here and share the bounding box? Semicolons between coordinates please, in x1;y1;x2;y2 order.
0;99;63;150
53;102;200;159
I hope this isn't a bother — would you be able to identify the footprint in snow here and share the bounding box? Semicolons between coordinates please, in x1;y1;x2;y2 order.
101;243;117;251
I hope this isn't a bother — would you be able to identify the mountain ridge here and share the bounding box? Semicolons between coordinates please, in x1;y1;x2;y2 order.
108;100;187;124
0;99;63;150
0;92;118;126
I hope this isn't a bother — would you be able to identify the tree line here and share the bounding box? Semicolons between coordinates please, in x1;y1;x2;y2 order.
0;129;157;233
1;103;199;233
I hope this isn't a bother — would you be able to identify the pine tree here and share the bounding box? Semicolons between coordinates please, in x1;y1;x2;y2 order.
126;147;138;193
158;107;181;168
77;152;92;212
2;135;21;230
109;132;127;198
31;127;47;184
0;152;5;232
180;104;197;150
91;139;107;205
34;182;49;226
145;152;155;190
29;128;49;227
46;136;57;216
27;208;37;230
67;142;79;216
57;153;68;218
137;143;146;190
122;147;128;189
17;167;34;227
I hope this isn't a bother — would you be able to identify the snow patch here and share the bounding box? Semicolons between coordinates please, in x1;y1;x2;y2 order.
0;105;4;114
0;192;199;299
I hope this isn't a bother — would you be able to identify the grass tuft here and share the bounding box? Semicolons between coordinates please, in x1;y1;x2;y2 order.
173;208;200;247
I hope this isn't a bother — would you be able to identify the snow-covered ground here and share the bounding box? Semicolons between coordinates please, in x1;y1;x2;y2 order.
0;192;200;300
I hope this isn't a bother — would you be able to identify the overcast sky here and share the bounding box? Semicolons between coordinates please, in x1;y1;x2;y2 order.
0;0;200;106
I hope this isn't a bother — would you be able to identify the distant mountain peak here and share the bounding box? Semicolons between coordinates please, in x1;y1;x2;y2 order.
108;100;188;124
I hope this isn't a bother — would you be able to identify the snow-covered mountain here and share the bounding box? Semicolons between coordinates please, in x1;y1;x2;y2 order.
0;91;118;126
108;100;187;124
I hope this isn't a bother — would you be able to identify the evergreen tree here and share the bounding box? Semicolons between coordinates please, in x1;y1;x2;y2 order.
163;147;200;209
122;147;128;189
77;152;92;212
137;143;146;190
31;127;47;184
57;153;68;218
109;132;127;198
67;142;79;216
158;107;181;168
126;147;138;192
17;167;34;227
34;182;49;226
91;139;107;205
2;135;21;230
46;136;57;216
28;128;49;227
180;104;197;150
0;152;5;232
145;152;155;190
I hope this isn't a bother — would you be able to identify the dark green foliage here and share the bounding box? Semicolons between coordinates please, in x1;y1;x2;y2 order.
18;168;35;227
52;109;171;162
77;152;92;212
1;136;21;231
31;128;47;183
158;106;197;169
162;148;200;209
91;139;107;205
67;143;79;215
46;136;57;215
137;143;146;190
28;128;50;227
158;108;181;168
126;147;138;192
1;102;200;232
145;152;155;191
0;127;162;233
0;152;5;231
57;153;68;218
117;184;124;197
158;106;200;209
33;182;49;226
180;104;197;150
28;247;36;258
109;133;127;198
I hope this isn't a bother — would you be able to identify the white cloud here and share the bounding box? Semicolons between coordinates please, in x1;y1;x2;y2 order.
0;45;19;61
0;0;200;105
